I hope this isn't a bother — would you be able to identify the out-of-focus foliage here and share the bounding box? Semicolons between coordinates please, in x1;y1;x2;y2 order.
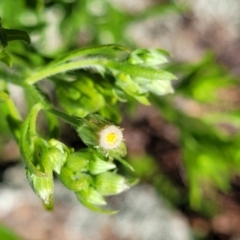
0;0;239;223
0;224;22;240
152;53;240;215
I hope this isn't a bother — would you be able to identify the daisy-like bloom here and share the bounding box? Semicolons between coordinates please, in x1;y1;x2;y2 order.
98;125;123;150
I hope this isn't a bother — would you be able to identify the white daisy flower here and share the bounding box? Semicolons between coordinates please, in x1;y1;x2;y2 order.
98;125;123;150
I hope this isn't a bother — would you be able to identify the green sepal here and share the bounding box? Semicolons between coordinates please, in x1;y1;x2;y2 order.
115;157;134;172
105;142;127;159
76;193;117;214
76;113;109;147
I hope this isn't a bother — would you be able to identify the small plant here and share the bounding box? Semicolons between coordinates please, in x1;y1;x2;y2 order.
0;20;175;213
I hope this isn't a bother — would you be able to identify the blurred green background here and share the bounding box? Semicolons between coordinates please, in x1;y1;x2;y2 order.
1;0;240;239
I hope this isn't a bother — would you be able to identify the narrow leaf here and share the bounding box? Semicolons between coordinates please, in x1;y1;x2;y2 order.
0;91;10;100
48;44;131;68
5;29;31;45
115;157;135;172
0;51;12;67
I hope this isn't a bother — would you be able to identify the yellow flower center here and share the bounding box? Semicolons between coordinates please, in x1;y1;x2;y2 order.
99;125;123;150
106;132;119;145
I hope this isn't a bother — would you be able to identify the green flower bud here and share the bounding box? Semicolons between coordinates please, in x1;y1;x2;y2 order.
58;167;89;192
88;156;116;175
94;172;129;196
115;73;150;105
135;78;174;96
26;169;54;206
76;187;107;206
57;76;105;117
65;150;90;172
48;139;69;174
127;48;170;66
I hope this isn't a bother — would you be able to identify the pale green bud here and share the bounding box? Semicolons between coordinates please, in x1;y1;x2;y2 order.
135;78;174;96
48;139;69;174
26;169;54;206
88;156;116;175
127;48;170;66
115;73;150;105
76;187;107;206
94;172;129;196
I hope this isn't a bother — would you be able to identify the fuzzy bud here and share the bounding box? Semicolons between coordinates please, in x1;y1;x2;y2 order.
94;172;129;196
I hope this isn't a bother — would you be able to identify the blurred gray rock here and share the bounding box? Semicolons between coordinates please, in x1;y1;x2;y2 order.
0;165;193;240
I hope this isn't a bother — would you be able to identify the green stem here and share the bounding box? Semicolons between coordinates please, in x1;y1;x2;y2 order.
25;58;105;85
47;44;130;69
48;108;81;127
20;103;49;177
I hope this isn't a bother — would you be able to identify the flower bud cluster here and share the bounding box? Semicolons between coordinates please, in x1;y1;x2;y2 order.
25;137;69;209
109;48;176;104
58;149;130;213
56;75;105;117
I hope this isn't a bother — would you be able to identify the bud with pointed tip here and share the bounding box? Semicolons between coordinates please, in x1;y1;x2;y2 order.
48;139;69;174
88;156;116;175
94;172;129;196
76;186;107;206
26;169;54;207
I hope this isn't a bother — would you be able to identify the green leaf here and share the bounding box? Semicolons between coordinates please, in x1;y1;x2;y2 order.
0;90;10;101
108;61;177;81
0;224;22;240
26;56;176;85
48;44;130;68
5;29;31;45
0;51;12;67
